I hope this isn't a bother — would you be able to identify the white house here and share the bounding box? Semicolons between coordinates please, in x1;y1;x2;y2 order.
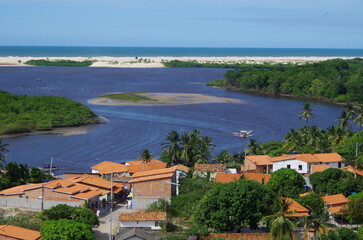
119;212;166;230
270;153;345;174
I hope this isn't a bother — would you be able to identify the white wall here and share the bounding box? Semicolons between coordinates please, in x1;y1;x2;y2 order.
120;220;161;230
272;159;308;174
329;162;345;168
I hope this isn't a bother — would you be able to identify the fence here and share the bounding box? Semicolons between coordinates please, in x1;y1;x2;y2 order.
0;197;82;210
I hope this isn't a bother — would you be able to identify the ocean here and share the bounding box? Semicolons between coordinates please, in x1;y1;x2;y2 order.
1;46;363;57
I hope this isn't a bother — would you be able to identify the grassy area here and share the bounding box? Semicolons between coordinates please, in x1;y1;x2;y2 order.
100;92;154;102
25;59;94;67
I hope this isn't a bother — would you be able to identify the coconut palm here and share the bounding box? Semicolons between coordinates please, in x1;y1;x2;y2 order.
262;198;296;240
0;140;8;169
139;149;154;163
180;133;192;166
354;108;363;130
216;150;231;164
193;136;214;164
247;139;262;155
284;129;302;151
162;130;181;166
298;103;314;125
337;110;352;132
327;125;347;146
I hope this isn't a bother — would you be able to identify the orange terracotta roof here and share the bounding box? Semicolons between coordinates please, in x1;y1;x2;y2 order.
71;190;103;200
322;194;349;205
245;155;272;165
67;174;124;193
207;233;269;240
119;211;166;222
271;153;343;163
215;173;242;183
0;184;39;196
126;159;162;165
91;161;128;174
194;163;226;172
131;165;188;178
243;173;271;184
0;225;41;240
341;165;363;176
311;164;330;174
299;192;313;197
127;162;167;174
284;198;309;217
43;179;75;189
129;173;174;183
52;184;89;194
328;206;345;214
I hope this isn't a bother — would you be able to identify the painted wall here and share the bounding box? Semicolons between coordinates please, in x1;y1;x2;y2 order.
120;220;161;230
272;159;308;174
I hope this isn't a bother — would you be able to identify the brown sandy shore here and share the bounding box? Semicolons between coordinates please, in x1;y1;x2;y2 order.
89;93;244;106
0;56;358;68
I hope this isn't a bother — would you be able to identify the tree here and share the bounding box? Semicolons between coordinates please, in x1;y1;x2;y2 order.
216;150;231;164
0;140;8;169
321;227;362;240
354;108;363;130
162;130;181;166
343;198;363;223
195;179;275;231
28;167;54;183
4;162;29;187
247;138;262;155
139;149;154;163
41;219;94;240
262;198;296;240
337;110;352;132
298;103;314;125
267;168;306;198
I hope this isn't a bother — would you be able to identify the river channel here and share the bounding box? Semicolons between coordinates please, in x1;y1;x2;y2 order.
1;67;343;173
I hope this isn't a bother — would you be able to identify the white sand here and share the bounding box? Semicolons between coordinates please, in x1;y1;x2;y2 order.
0;56;358;68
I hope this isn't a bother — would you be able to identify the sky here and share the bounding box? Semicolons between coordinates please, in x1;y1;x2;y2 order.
1;0;363;48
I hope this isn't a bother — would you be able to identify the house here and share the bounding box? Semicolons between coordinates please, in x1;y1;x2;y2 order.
340;165;363;177
194;163;226;179
322;194;349;215
310;164;330;174
119;211;166;230
128;165;189;209
0;225;41;240
284;198;309;217
116;228;164;240
271;153;345;174
0;178;122;210
244;155;272;174
215;173;271;184
91;160;167;182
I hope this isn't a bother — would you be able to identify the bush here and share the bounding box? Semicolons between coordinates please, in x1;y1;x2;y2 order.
41;219;94;240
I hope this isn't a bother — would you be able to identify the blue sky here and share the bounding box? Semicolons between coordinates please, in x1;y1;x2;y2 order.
1;0;363;48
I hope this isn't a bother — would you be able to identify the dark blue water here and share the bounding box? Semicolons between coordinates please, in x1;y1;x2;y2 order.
1;46;363;57
0;67;344;173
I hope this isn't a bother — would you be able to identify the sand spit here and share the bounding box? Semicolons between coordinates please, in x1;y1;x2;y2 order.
0;56;359;68
89;93;244;106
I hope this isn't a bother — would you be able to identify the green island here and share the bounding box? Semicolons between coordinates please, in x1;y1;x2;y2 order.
25;59;94;67
207;58;363;104
0;90;99;135
100;92;154;102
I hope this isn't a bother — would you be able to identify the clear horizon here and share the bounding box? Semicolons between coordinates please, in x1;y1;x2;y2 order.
1;0;362;49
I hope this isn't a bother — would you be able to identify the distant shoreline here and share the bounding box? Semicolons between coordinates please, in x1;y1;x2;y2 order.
0;56;359;68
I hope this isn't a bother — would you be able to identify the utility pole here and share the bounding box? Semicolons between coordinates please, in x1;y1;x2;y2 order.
109;173;113;240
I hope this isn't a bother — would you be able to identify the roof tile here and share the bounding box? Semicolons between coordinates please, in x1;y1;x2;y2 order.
0;225;41;240
194;163;226;172
119;212;166;222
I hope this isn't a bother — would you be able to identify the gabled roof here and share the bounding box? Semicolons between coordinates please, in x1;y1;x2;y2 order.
215;173;242;183
245;155;272;165
215;173;271;184
243;173;271;184
126;159;163;165
270;153;344;163
119;211;166;222
322;194;349;205
91;161;128;174
194;163;226;172
341;165;363;176
127;162;167;174
0;225;41;240
132;165;188;178
284;198;309;217
311;164;330;174
71;189;103;200
0;184;38;196
129;173;174;183
67;174;123;193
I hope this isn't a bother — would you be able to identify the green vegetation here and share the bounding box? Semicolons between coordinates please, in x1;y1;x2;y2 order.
162;59;276;68
25;59;94;66
0;90;98;135
266;168;306;198
207;58;363;103
100;92;153;102
41;219;95;240
0;209;43;231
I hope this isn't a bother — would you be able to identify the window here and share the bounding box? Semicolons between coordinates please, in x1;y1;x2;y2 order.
287;165;291;169
298;165;302;170
338;162;342;168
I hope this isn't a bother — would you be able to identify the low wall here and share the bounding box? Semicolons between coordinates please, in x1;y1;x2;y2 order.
0;197;82;210
132;197;170;210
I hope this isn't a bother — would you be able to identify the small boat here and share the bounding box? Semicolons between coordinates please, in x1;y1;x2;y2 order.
231;130;253;138
39;164;58;171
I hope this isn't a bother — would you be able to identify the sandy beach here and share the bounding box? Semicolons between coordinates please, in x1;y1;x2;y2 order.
89;93;244;106
0;56;358;68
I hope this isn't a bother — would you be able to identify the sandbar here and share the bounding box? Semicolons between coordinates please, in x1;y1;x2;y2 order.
0;56;359;68
89;93;243;106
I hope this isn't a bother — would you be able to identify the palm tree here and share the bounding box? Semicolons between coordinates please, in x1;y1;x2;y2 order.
284;129;302;151
354;108;363;130
303;210;331;239
162;130;181;166
180;133;192;166
193;136;214;164
337;110;352;132
0;140;8;169
139;149;154;163
327;125;347;146
216;150;231;164
247;139;262;155
308;125;322;147
262;198;296;240
298;103;314;125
